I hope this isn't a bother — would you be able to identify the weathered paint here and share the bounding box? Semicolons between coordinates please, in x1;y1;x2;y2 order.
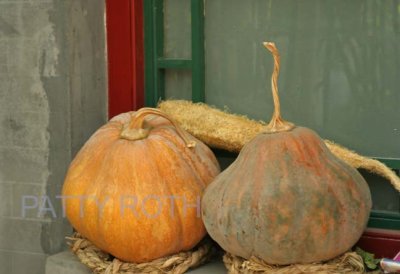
0;0;107;271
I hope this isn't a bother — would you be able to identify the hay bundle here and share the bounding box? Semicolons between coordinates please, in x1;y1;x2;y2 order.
159;100;400;192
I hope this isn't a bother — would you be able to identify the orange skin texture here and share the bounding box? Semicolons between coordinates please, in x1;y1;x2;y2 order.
202;127;372;265
62;112;220;263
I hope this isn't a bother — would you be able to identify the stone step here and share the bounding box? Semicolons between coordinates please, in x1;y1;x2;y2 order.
45;252;91;274
45;251;226;274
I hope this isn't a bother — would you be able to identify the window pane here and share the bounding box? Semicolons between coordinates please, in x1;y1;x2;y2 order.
165;70;192;100
205;0;400;159
164;0;191;59
360;170;400;212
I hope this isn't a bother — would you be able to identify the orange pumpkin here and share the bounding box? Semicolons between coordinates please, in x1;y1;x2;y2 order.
201;43;372;264
62;108;220;263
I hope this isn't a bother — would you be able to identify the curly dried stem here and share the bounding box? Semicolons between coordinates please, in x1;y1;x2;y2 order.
263;42;295;133
120;108;196;148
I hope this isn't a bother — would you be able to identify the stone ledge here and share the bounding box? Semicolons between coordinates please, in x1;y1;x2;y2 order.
45;251;91;274
45;251;225;274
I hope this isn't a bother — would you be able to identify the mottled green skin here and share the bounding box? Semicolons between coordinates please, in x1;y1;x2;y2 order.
202;127;372;264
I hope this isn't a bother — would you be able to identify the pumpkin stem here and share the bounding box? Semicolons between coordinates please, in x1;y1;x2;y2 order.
120;107;196;148
262;42;295;133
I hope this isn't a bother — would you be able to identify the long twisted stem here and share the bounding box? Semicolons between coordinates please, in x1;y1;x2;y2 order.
263;42;295;133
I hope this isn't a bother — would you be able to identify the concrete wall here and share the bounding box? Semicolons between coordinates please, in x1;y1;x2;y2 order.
0;1;107;273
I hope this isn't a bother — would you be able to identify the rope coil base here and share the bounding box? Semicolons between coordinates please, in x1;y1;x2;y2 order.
67;233;216;274
223;252;365;274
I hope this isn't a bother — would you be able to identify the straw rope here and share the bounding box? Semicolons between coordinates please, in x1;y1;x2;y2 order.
223;252;366;274
67;233;216;274
158;100;400;192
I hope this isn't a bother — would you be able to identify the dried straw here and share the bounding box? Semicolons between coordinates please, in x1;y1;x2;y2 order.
67;233;216;274
158;100;400;192
223;252;365;274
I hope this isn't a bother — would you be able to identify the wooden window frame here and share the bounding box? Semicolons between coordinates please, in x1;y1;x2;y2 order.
143;0;205;106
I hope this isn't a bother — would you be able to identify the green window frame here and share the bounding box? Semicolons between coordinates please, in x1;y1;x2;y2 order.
143;0;400;230
144;0;204;106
